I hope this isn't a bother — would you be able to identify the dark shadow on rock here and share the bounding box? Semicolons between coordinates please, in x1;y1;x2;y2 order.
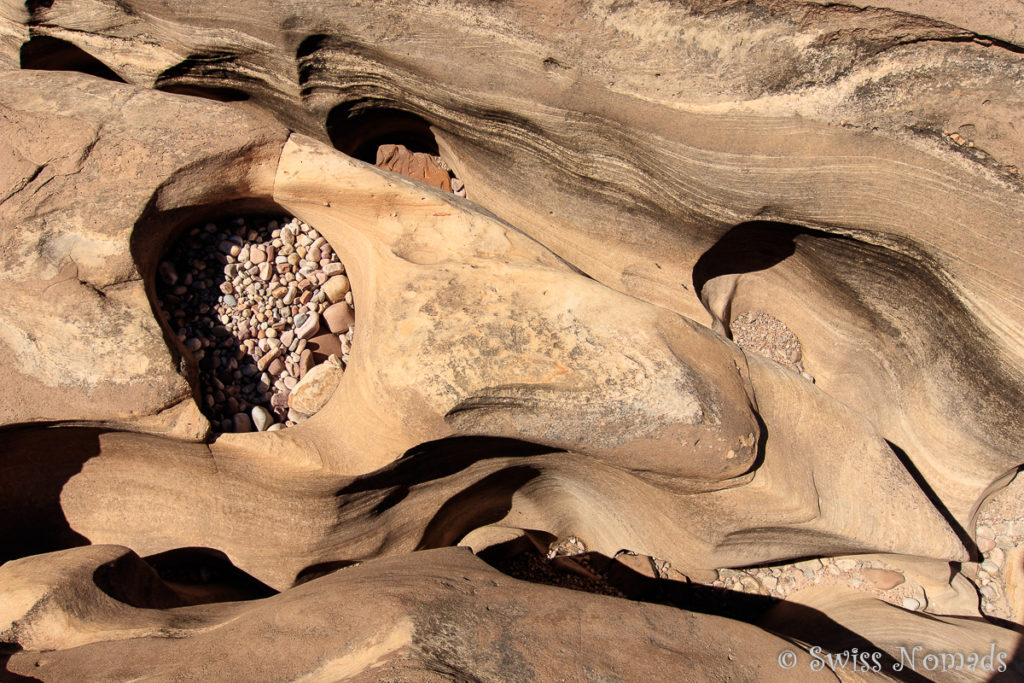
990;637;1024;681
416;466;540;549
336;436;560;515
19;36;125;82
691;221;802;305
141;547;277;604
481;541;932;682
886;439;977;558
327;104;439;163
156;84;250;102
0;645;41;683
154;52;254;103
146;212;294;432
90;549;191;610
293;559;362;586
0;426;96;564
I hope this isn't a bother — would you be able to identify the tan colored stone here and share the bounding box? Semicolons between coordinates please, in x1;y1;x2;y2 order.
862;568;905;591
322;274;350;303
306;332;342;363
375;144;451;192
288;361;343;415
322;302;354;333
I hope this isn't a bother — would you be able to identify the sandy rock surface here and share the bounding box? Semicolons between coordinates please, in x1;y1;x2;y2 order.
2;0;1023;680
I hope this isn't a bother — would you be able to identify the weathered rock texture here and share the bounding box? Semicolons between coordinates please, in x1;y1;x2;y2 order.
1;0;1023;680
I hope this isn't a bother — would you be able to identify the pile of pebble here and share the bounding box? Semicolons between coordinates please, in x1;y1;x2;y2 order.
155;215;355;433
972;473;1024;621
714;557;929;611
729;311;804;373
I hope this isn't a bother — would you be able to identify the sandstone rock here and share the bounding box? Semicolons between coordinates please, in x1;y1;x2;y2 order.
862;568;906;590
322;274;350;303
2;548;826;681
322;302;354;333
3;2;1024;678
375;143;452;192
306;332;342;363
288;361;343;415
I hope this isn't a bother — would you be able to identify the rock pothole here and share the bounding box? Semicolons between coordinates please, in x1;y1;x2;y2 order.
729;310;804;372
154;214;354;433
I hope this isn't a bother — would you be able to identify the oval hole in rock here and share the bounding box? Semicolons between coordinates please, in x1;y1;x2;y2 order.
326;103;466;196
143;547;277;604
19;36;126;82
152;212;355;434
327;104;439;161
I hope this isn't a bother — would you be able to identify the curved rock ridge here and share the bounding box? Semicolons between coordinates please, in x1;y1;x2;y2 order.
3;546;842;682
6;0;1022;523
0;0;1023;679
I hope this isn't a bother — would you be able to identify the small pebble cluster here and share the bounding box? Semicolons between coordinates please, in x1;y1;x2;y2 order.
714;557;928;611
730;311;804;372
155;214;355;433
973;473;1024;621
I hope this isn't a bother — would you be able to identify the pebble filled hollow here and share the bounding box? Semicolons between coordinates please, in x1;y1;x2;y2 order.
154;214;354;433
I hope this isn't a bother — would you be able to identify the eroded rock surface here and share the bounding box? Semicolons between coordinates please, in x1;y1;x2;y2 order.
2;0;1023;680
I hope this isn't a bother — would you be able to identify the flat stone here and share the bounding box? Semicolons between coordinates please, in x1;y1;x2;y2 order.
322;263;344;276
289;362;344;415
250;246;267;264
268;358;286;376
307;332;342;362
375;143;452;192
323;302;355;334
862;568;905;590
